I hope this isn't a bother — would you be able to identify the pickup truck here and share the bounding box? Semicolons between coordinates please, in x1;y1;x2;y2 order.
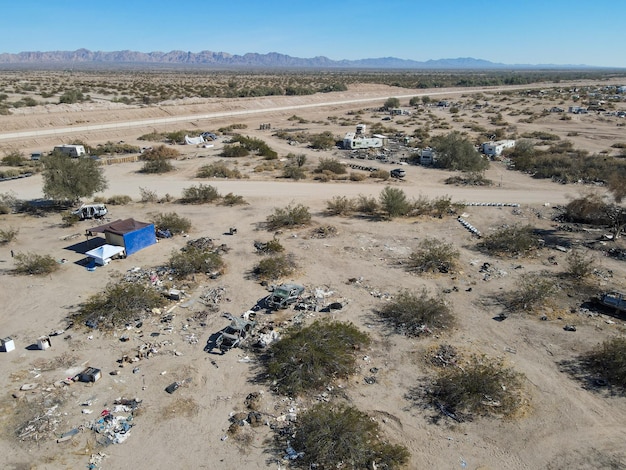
598;292;626;312
266;283;305;310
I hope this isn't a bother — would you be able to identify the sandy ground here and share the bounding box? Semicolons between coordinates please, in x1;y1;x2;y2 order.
1;81;626;470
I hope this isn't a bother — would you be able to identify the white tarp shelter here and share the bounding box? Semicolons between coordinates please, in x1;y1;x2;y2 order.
184;135;205;145
86;244;126;266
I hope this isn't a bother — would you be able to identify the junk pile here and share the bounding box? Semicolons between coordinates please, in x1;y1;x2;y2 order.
199;286;228;312
89;398;141;445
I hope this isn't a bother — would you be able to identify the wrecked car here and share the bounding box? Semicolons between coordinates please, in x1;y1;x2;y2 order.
214;317;257;353
266;283;305;310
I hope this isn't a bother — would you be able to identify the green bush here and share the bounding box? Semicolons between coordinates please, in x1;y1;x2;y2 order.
253;254;297;280
377;288;454;337
73;282;164;329
221;144;250;158
407;238;459;274
254;239;284;254
425;354;525;421
61;211;81;227
169;246;224;279
309;131;336;150
380;186;411;218
2;150;27;166
197;162;242;178
265;321;370;396
288;403;409;469
478;225;542;257
431;131;489;172
266;203;311;230
151;212;192;235
13;252;59;275
180;184;221;204
140;157;174;174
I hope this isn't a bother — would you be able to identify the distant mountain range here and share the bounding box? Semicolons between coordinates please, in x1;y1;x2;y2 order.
0;49;603;69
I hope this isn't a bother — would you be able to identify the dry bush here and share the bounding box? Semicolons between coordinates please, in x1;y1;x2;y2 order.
478;225;542;257
221;192;247;206
180;184;221;204
73;282;164;329
566;250;596;279
502;271;558;312
377;288;454;337
422;354;526;421
0;227;18;244
580;337;626;392
407;238;460;274
151;212;192;235
325;195;355;216
370;169;390;180
139;187;158;203
105;194;133;205
13;252;59;275
287;403;409;469
264;320;370;396
140;145;180;160
253;254;297;280
265;203;311;230
197;161;242;179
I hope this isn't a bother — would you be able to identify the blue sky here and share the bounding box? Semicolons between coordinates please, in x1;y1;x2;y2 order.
1;0;624;67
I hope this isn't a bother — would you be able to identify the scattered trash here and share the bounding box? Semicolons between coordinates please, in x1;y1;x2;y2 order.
563;325;577;332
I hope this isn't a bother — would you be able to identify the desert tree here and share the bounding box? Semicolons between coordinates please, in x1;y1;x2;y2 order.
42;152;108;202
384;97;400;109
431;131;489;172
380;186;411;218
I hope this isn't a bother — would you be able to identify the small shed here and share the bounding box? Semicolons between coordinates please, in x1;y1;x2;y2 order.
88;218;156;256
1;337;15;352
37;336;52;350
76;367;102;383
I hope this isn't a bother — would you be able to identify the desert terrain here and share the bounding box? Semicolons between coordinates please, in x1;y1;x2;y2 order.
1;72;626;470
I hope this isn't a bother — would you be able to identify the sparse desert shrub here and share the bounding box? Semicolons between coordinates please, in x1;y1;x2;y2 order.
444;172;493;186
288;403;409;469
266;203;311;230
377;288;454;337
140;156;174;174
73;282;164;329
139;187;159;203
221;144;250;158
566;250;596;279
105;195;132;205
581;337;626;391
140;145;180;160
430;195;454;218
221;192;247;206
0;227;18;244
424;354;525;421
265;321;370;396
309;131;336;150
563;193;610;225
151;212;192;235
197;162;242;179
407;238;460;274
61;211;80;227
310;224;338;238
169;246;224;279
478;225;541;257
282;165;306;180
13;252;59;275
380;186;411;218
253;253;297;280
349;171;367;181
316;157;346;175
326;195;355;216
503;272;557;312
180;184;220;204
2;150;26;166
355;194;379;214
254;238;284;254
370;169;390;180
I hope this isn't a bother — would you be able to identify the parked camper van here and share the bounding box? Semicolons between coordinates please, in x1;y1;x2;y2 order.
30;151;44;161
53;144;86;158
72;204;108;220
